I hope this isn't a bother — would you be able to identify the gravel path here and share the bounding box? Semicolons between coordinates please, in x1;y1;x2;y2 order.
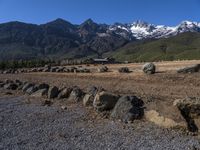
0;95;200;150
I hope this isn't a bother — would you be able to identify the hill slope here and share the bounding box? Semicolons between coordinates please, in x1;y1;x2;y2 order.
109;32;200;62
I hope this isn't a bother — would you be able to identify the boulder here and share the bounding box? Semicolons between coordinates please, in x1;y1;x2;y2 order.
111;96;144;123
26;86;38;95
22;83;34;92
83;94;94;107
69;86;84;102
36;83;49;90
93;91;119;112
31;89;48;98
118;67;130;73
174;97;200;132
48;86;59;99
87;86;98;96
98;66;108;73
57;87;72;99
3;83;18;90
142;63;156;74
177;64;200;73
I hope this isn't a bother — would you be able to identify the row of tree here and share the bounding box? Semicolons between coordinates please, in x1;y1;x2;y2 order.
0;59;56;70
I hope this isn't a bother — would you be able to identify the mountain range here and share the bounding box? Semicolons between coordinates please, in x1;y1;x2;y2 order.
0;18;200;61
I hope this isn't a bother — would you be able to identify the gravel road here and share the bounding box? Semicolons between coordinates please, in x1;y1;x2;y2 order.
0;93;200;150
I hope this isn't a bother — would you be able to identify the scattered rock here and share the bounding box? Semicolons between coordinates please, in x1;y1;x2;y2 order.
61;105;67;110
98;66;108;73
42;100;52;106
142;63;156;74
83;94;94;107
87;86;98;96
118;67;130;73
111;96;144;123
57;87;72;99
177;64;200;73
48;86;59;99
93;91;119;112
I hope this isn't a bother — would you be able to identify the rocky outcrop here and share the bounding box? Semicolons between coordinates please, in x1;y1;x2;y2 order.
68;87;84;102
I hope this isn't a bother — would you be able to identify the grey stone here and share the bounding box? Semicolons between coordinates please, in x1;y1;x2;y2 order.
83;94;94;107
57;87;72;99
177;64;200;73
48;86;59;99
111;96;144;123
3;83;18;90
22;83;34;92
93;91;119;112
142;63;156;74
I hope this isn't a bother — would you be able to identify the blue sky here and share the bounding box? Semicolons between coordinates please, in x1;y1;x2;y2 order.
0;0;199;25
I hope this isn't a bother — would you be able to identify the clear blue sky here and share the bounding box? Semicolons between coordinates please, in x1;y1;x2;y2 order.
0;0;199;25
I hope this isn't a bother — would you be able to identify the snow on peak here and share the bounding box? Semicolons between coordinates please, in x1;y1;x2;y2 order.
108;20;200;40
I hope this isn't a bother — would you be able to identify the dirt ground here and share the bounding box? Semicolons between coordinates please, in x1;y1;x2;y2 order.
1;60;200;118
1;60;200;149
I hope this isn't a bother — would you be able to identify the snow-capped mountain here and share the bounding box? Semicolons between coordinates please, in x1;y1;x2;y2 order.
109;20;200;40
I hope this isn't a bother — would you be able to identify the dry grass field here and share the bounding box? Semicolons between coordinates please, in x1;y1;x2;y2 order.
1;60;200;119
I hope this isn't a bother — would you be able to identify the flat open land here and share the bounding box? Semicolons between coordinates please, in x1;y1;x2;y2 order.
1;60;200;149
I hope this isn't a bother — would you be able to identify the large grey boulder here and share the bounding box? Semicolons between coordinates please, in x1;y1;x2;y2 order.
177;64;200;73
48;86;59;99
142;63;156;74
22;83;34;92
69;86;84;102
174;97;200;132
57;87;72;99
31;89;48;98
111;96;144;123
93;91;119;112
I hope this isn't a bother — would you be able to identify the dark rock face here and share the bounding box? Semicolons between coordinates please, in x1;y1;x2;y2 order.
3;83;18;90
26;86;38;95
142;63;156;74
36;83;49;90
111;96;144;123
177;64;200;73
118;67;130;73
93;91;119;112
22;83;34;92
48;86;59;99
174;97;200;132
57;87;72;99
